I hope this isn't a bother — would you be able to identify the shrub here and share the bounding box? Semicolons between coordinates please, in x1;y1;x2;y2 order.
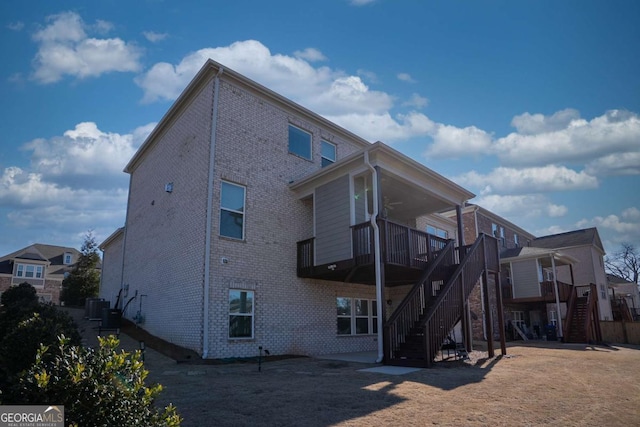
17;336;181;427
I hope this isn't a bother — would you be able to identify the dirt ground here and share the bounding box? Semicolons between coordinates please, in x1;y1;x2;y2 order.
67;308;640;427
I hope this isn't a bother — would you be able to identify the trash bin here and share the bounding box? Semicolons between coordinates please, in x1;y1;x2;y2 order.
101;308;122;329
545;324;557;341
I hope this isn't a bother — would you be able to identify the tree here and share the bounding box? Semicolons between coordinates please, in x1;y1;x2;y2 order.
61;231;101;306
605;243;640;284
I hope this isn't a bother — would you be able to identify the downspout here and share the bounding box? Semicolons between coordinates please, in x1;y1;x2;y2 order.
202;66;224;358
551;254;563;339
119;175;133;310
364;150;384;363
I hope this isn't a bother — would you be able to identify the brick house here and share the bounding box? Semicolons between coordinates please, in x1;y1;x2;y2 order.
0;244;81;304
100;60;504;366
443;204;609;343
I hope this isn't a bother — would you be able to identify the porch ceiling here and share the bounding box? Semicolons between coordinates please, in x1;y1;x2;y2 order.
289;142;474;217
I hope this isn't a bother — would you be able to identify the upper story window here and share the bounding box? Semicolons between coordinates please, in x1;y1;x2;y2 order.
220;181;246;240
16;264;43;279
492;223;505;246
426;225;448;239
514;234;519;247
288;124;312;160
64;252;72;265
321;140;336;167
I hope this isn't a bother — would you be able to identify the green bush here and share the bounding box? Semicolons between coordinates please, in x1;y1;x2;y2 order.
17;336;181;427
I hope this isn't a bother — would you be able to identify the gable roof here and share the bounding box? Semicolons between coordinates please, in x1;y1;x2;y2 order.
500;246;578;266
532;228;604;254
0;244;82;276
125;59;371;174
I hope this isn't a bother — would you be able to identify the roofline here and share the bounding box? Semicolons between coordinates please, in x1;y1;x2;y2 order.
500;248;579;265
125;59;371;173
443;203;536;240
99;227;125;250
290;141;475;201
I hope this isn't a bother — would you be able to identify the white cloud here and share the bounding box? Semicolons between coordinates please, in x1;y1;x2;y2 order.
31;11;142;83
455;166;598;194
472;194;568;221
585;152;640;176
327;111;435;143
510;108;580;135
21;122;152;188
143;31;168;43
403;93;428;109
496;109;640;168
350;0;376;5
576;207;640;250
426;124;493;158
135;40;392;116
397;73;415;83
293;47;327;62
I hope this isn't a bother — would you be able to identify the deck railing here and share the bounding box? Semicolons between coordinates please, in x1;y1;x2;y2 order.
502;280;573;301
297;219;449;277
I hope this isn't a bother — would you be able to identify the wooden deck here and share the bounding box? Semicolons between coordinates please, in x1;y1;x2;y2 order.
297;219;449;286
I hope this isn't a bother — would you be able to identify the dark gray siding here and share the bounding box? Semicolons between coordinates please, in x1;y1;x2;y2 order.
315;174;351;265
512;260;540;298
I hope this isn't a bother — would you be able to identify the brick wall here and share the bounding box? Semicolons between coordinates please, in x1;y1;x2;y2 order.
118;71;384;358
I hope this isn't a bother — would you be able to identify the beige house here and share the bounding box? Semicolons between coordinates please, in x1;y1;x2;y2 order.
100;60;504;366
0;244;81;304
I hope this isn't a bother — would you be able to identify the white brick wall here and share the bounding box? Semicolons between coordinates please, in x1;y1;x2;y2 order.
117;70;386;358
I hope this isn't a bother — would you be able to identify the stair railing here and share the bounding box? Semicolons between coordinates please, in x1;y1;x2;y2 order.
584;283;602;342
563;286;578;340
383;239;456;363
421;234;496;366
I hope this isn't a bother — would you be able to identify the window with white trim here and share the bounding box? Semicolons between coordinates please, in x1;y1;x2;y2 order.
337;297;377;335
220;181;246;240
514;234;519;247
321;140;336;167
64;252;72;265
16;264;43;279
228;290;254;338
288;124;312;160
426;225;448;239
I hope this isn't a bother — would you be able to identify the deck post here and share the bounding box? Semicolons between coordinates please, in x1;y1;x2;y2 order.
494;269;507;356
482;271;494;358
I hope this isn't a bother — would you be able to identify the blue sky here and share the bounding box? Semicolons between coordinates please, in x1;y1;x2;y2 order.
1;0;639;257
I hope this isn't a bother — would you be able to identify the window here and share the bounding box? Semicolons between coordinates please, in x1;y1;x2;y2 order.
426;225;448;239
321;140;336;167
337;297;377;335
16;264;43;278
64;252;72;265
514;234;519;247
220;181;246;239
288;124;312;160
229;290;254;338
600;284;607;299
549;309;557;326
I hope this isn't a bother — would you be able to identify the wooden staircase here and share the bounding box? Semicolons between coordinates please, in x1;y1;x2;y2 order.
383;234;500;367
563;284;602;343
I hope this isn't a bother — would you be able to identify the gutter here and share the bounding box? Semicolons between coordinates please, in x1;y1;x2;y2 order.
202;66;224;358
364;150;384;364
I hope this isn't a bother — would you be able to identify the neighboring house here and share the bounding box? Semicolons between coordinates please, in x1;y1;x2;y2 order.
0;244;81;304
100;60;504;367
607;274;640;321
